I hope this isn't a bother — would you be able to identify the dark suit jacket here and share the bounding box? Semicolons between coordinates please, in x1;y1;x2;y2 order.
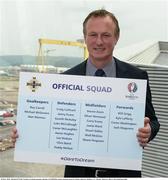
63;57;160;177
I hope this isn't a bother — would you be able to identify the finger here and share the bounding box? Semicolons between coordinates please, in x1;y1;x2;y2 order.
144;117;150;127
137;130;150;138
138;127;150;135
11;127;17;136
138;136;149;147
12;127;18;135
137;117;151;147
10;127;19;141
11;139;16;144
137;137;149;143
138;117;151;135
11;131;18;139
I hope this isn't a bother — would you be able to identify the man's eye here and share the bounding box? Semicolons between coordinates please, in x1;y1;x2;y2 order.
89;34;97;37
103;34;111;37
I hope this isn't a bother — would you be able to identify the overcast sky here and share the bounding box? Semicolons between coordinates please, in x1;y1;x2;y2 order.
0;0;168;56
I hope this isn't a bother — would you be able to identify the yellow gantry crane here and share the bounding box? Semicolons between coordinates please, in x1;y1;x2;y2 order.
37;38;88;72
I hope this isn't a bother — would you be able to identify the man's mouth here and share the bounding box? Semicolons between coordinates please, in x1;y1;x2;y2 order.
94;47;105;51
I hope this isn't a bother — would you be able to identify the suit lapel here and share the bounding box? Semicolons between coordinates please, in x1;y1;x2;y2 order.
76;60;87;75
64;60;87;76
115;58;128;78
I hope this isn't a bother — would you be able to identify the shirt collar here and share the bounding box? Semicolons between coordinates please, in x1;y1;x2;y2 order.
86;58;116;77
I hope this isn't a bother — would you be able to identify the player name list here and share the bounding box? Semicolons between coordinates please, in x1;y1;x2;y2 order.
25;99;137;153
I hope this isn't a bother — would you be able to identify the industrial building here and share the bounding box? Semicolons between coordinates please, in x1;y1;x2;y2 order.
118;41;168;177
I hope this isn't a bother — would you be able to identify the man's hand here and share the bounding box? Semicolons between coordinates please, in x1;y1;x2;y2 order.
137;117;151;147
10;127;19;147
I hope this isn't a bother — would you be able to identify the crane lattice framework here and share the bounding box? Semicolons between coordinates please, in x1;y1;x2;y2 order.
37;38;88;72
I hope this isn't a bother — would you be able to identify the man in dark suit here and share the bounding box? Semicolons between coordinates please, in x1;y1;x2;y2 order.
63;9;160;177
11;9;160;178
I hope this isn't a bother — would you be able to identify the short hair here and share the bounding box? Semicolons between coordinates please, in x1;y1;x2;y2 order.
83;9;120;38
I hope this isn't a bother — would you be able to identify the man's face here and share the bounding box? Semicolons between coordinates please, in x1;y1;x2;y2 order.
84;16;119;63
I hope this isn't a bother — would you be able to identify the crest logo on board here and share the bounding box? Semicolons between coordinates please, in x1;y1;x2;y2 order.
26;77;41;92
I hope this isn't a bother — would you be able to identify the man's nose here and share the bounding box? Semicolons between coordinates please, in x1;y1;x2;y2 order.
96;35;103;45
